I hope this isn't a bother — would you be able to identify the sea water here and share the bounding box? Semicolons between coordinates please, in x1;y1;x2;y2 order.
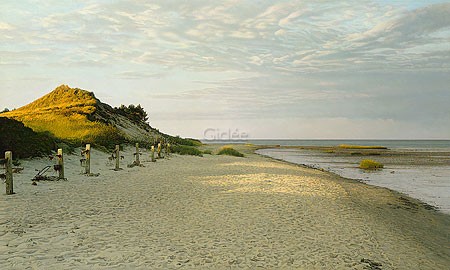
250;140;450;214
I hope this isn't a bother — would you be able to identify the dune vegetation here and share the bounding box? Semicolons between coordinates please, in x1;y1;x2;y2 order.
171;145;203;157
0;117;55;158
0;85;203;156
339;144;387;150
202;149;213;155
217;146;245;157
1;85;124;147
359;159;384;170
170;136;202;147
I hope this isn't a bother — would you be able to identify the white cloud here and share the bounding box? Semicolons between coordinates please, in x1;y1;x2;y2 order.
116;71;166;80
274;29;286;36
8;0;448;74
0;22;14;30
278;10;304;27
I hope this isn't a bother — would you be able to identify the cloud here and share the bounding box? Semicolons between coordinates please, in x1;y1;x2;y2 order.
349;3;450;43
116;71;166;80
0;22;14;30
4;0;448;74
278;10;304;27
1;0;449;138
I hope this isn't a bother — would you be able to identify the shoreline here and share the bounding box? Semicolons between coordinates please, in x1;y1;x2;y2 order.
1;144;450;269
255;150;442;213
254;145;450;213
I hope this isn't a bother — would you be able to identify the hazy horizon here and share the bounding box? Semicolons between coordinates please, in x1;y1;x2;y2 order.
1;1;449;140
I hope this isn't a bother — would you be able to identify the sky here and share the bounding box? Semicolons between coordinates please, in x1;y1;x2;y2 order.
1;0;449;140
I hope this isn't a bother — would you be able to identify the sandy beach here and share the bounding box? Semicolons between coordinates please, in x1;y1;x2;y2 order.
1;145;449;269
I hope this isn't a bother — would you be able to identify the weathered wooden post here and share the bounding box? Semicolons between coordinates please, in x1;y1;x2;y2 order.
115;145;120;170
166;143;171;156
85;144;91;174
5;151;13;195
151;145;156;162
157;142;162;159
57;148;64;179
135;143;140;166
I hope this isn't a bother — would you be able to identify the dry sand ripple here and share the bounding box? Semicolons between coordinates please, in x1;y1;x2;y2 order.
1;147;449;269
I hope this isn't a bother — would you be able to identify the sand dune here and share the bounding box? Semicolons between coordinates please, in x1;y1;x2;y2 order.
1;146;449;269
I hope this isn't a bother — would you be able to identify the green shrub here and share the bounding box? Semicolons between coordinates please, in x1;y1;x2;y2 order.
359;159;384;170
203;150;213;155
217;146;244;157
171;145;203;156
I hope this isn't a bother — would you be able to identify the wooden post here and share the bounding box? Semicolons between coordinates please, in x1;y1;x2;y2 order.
57;148;64;179
135;143;140;166
151;146;156;162
85;144;91;174
166;143;171;156
5;151;13;195
115;145;120;170
157;142;162;158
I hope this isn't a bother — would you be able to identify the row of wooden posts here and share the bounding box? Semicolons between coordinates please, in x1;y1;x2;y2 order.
2;142;170;195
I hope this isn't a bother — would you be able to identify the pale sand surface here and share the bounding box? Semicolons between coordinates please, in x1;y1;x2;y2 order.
1;145;449;269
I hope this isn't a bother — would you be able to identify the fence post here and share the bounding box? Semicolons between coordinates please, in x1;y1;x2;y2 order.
5;151;13;195
135;143;140;166
157;143;162;158
85;144;91;174
166;143;171;156
57;148;64;179
151;146;156;162
115;145;120;170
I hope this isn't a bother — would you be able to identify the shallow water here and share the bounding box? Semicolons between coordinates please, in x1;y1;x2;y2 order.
205;139;450;151
256;148;450;214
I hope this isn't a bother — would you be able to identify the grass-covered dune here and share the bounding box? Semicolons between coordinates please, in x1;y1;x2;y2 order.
1;85;203;155
2;85;123;147
1;85;168;149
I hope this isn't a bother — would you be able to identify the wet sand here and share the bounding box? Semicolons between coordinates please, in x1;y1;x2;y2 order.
1;145;449;269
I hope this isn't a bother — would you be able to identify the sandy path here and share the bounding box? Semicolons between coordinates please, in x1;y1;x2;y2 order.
1;147;449;269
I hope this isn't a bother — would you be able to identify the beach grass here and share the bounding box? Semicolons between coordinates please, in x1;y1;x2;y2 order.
202;149;213;155
217;146;244;157
170;136;202;146
339;144;387;149
171;145;203;156
359;159;384;170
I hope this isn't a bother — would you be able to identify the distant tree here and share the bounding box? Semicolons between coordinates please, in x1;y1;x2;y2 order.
114;104;148;122
135;104;148;122
1;108;9;113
